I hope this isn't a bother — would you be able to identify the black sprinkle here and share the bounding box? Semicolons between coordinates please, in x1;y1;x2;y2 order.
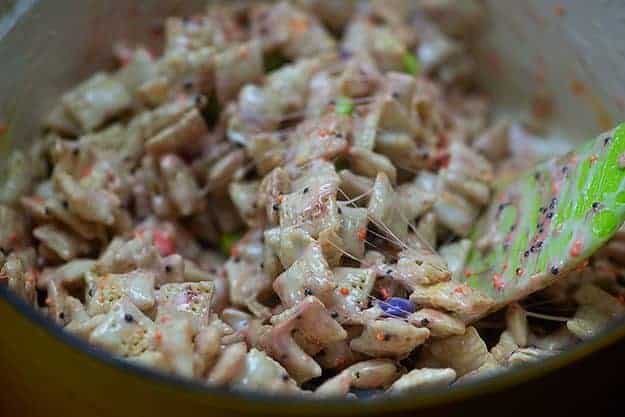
536;223;542;229
498;203;506;213
183;80;194;91
59;312;65;320
538;227;544;234
536;240;543;248
561;166;568;174
386;269;393;275
303;187;309;194
420;318;430;326
383;334;391;341
550;265;559;275
62;200;69;209
338;207;342;215
194;94;207;108
281;374;289;382
530;245;537;253
604;136;612;145
260;262;264;269
165;265;172;273
88;289;94;297
515;267;523;275
524;250;530;258
124;313;134;323
330;311;338;319
546;212;554;219
510;225;516;232
233;257;241;263
355;371;361;379
392;92;400;99
549;198;557;210
534;172;541;180
272;204;279;211
592;201;600;209
539;207;546;214
304;288;313;296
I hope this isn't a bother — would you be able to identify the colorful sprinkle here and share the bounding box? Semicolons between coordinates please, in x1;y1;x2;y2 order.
378;297;414;318
493;274;505;290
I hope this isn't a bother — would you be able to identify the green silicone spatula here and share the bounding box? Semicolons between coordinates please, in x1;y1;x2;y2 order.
459;123;625;319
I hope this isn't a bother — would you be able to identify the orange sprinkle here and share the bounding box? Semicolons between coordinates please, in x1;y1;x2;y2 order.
554;5;566;17
339;287;350;296
435;152;450;169
277;194;284;204
575;259;589;272
569;239;583;257
289;18;309;35
570;79;587;96
493;274;505;290
589;154;598;164
318;129;331;138
80;165;93;178
453;286;465;295
230;245;240;258
375;333;385;342
618;295;625;305
464;270;472;278
0;123;6;136
154;330;163;343
379;287;390;300
357;227;367;241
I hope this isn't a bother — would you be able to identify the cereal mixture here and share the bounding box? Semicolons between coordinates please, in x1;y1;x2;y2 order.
2;0;625;397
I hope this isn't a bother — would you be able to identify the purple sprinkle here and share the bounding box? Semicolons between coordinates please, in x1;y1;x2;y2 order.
378;297;415;318
339;49;353;60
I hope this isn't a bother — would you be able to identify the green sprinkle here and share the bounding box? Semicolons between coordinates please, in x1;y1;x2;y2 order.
264;52;289;72
335;96;354;115
334;159;349;172
220;232;242;256
402;53;420;76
